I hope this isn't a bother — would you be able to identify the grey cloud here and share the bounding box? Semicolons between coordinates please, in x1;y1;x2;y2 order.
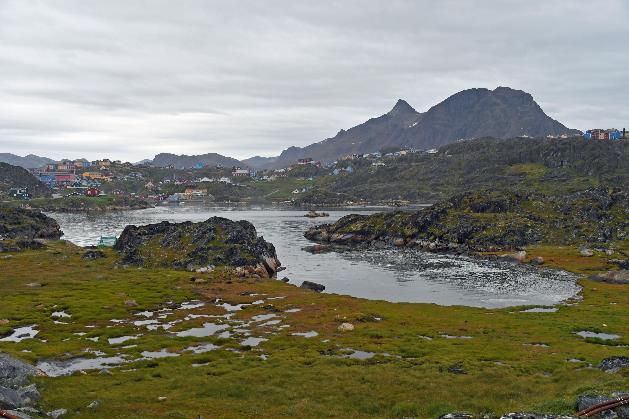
0;0;627;161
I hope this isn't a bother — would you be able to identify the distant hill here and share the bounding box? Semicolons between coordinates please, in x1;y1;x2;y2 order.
246;87;580;169
0;153;56;169
0;163;51;198
151;153;242;169
295;137;627;205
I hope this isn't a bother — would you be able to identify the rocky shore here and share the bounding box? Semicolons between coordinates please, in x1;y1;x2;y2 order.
114;216;281;277
0;208;63;252
304;188;628;254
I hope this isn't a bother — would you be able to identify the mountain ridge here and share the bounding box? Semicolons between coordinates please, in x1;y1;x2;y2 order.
245;87;581;169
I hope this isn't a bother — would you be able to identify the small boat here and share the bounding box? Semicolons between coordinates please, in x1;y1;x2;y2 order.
97;236;117;247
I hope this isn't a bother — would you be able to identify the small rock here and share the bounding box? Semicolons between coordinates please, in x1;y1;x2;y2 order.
280;277;290;283
590;270;629;285
195;266;214;273
47;408;67;419
87;399;101;409
302;244;331;254
599;356;629;373
158;396;167;401
337;323;354;332
124;299;138;307
393;238;405;247
440;414;473;419
530;256;544;265
513;250;527;262
194;278;207;284
82;250;106;260
300;281;325;292
24;283;41;288
580;248;594;257
98;369;113;375
447;364;467;374
0;319;9;325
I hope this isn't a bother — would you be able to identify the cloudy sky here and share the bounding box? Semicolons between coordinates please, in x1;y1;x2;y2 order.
1;0;628;162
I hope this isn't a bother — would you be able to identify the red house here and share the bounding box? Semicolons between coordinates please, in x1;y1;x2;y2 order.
85;187;101;197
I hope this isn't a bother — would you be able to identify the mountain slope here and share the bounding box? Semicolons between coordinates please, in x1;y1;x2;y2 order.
0;153;56;169
151;153;242;168
397;87;581;149
247;87;580;169
0;163;52;198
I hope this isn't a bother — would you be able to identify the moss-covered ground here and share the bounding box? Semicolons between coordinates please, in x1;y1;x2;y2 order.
0;242;627;418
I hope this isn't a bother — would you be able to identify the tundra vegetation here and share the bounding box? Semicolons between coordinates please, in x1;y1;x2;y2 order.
0;229;627;417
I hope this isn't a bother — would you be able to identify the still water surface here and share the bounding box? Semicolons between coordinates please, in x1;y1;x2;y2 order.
48;205;579;308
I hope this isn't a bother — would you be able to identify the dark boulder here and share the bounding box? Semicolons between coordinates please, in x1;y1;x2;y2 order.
576;393;629;419
300;281;325;292
599;356;629;373
113;217;281;277
0;353;39;411
0;208;62;241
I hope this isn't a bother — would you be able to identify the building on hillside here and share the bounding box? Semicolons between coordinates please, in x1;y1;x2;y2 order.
184;188;207;197
57;161;75;172
54;174;78;188
82;172;111;181
297;158;313;165
584;129;622;141
8;187;31;200
37;173;57;187
194;162;205;169
232;168;250;177
84;187;101;197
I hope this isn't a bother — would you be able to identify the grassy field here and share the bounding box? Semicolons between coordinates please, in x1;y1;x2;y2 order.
0;242;627;418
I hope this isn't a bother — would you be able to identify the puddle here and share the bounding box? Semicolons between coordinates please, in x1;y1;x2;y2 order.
252;300;265;305
175;322;229;337
108;335;140;345
133;319;160;327
185;343;220;354
51;311;71;318
251;314;277;322
141;349;180;359
218;302;246;312
524;342;550;347
292;331;318;338
0;325;39;342
521;307;558;313
86;337;99;342
441;334;473;339
240;337;267;347
343;349;376;360
179;301;205;310
575;331;620;340
38;356;127;377
285;308;302;313
259;320;282;327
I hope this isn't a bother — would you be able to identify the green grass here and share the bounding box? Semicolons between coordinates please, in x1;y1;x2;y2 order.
0;242;627;418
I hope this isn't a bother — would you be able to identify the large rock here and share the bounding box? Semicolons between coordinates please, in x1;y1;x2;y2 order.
0;353;39;411
113;217;281;277
0;208;62;241
304;188;628;253
576;393;629;418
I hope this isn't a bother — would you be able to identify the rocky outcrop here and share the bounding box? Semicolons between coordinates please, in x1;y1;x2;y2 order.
114;217;281;277
599;356;629;373
300;281;325;292
590;271;629;285
0;353;40;412
576;393;629;418
304;188;628;253
0;208;62;252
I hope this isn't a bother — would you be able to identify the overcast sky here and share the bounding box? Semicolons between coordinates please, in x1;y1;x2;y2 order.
1;0;628;162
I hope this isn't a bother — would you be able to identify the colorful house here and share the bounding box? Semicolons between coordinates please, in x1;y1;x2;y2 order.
584;129;622;141
84;187;101;197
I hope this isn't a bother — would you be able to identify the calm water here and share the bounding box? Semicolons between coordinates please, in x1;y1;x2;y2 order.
48;205;579;308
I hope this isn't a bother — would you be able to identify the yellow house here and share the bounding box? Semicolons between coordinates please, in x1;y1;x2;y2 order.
83;172;110;181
